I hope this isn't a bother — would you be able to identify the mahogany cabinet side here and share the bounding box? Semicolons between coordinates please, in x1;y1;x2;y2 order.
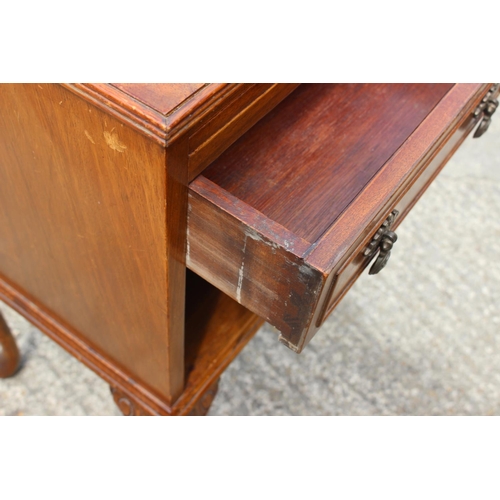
0;83;185;404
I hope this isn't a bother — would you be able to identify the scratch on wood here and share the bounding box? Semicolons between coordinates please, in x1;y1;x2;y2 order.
298;263;315;278
84;130;95;144
186;221;191;262
103;130;127;153
246;227;280;250
278;334;301;352
245;230;265;244
245;226;295;252
236;235;248;304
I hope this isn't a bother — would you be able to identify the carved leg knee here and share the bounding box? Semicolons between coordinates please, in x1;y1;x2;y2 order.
110;386;151;416
0;310;21;378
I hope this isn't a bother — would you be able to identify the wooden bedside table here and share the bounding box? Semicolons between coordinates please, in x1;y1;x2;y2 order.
0;83;497;415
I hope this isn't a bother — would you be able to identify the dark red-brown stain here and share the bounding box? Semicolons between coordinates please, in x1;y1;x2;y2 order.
204;83;453;243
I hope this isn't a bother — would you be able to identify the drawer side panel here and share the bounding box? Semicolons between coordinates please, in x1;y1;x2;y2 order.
187;179;324;350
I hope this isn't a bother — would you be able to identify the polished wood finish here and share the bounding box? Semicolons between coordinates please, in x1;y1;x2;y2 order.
0;83;185;402
64;83;238;145
203;83;452;242
188;83;300;179
0;310;20;378
188;83;490;352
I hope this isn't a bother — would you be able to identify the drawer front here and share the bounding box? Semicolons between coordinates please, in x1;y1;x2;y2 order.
188;84;492;353
317;108;483;328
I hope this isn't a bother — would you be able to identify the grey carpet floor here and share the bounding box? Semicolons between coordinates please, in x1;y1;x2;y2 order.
1;113;499;416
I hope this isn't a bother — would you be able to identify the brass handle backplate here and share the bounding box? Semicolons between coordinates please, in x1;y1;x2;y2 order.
364;210;399;275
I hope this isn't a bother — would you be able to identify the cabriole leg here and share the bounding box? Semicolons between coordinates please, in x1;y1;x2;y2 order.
110;386;151;416
0;310;20;378
187;380;219;416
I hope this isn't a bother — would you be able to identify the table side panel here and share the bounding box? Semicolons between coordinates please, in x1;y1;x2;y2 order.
0;84;179;401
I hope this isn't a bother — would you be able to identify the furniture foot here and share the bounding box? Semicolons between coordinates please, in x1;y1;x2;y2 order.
0;310;21;378
187;380;219;416
110;379;220;416
110;386;151;416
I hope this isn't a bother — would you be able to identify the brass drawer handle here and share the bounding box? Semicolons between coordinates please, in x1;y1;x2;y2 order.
364;210;399;275
473;84;499;138
368;230;398;275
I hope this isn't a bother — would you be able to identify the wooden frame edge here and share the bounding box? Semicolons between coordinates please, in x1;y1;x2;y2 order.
63;83;249;147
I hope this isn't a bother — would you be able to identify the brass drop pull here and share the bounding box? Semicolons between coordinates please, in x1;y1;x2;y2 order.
473;84;499;138
368;230;397;275
364;210;399;275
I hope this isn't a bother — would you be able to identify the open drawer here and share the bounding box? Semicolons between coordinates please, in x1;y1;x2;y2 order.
187;83;495;352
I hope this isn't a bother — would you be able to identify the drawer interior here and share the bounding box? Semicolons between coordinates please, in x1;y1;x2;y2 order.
202;84;452;242
187;83;487;352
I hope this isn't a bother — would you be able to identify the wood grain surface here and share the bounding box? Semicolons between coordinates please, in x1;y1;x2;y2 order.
178;270;263;415
204;83;452;242
188;178;320;346
0;83;183;402
188;83;299;179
